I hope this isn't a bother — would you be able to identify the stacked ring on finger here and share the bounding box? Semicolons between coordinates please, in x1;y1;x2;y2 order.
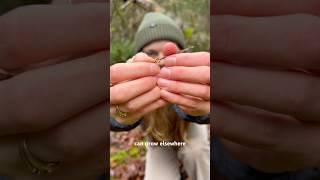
19;139;60;175
115;105;128;118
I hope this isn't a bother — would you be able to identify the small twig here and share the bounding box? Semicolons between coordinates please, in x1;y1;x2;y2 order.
120;0;134;10
178;46;194;53
154;46;194;68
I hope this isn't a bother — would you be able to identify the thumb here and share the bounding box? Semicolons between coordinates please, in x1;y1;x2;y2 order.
163;42;179;56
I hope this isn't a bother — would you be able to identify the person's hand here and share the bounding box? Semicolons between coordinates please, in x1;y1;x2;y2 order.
0;0;108;178
0;104;107;180
157;43;210;116
0;1;107;136
212;1;320;172
110;53;166;125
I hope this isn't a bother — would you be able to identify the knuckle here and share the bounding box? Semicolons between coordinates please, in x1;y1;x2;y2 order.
171;68;182;79
112;89;126;104
199;52;210;65
293;76;318;119
203;51;210;59
144;77;157;87
125;102;136;112
110;64;122;82
203;66;210;83
259;124;282;151
154;86;161;93
295;78;312;108
188;100;198;108
178;53;188;60
201;86;210;99
171;95;180;104
197;66;210;84
170;81;179;92
153;87;161;98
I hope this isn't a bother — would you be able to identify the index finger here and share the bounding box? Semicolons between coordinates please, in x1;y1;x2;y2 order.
110;62;160;84
158;66;210;84
163;52;210;67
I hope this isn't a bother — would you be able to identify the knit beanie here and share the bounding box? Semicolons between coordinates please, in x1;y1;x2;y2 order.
134;12;185;53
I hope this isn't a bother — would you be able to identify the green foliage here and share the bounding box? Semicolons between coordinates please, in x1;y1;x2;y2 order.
111;0;210;65
184;27;194;39
128;146;140;157
111;146;144;165
110;40;135;64
111;150;128;164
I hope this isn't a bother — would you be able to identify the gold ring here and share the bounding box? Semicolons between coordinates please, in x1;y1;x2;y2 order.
19;139;60;175
116;105;128;118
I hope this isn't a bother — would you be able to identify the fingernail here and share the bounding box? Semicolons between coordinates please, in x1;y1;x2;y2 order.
150;64;160;74
164;56;176;66
158;67;171;78
157;78;170;87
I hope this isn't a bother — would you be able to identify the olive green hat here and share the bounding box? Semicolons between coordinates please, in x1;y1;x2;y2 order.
134;12;185;53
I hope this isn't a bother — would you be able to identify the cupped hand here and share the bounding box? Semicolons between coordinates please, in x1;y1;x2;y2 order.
0;0;108;179
0;104;108;179
0;2;108;136
212;1;320;172
110;53;167;125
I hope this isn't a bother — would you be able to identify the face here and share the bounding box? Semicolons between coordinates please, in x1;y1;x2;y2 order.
142;40;180;59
